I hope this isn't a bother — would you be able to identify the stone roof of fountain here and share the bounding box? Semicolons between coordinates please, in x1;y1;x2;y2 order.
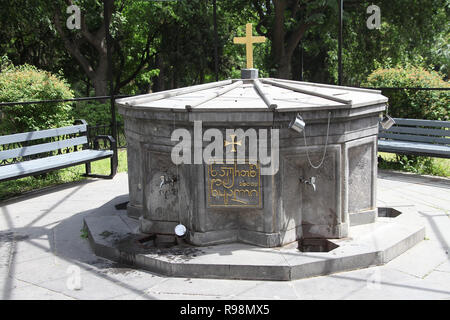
116;78;388;112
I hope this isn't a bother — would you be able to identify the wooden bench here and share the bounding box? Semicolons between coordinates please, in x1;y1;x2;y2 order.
0;120;117;182
378;118;450;158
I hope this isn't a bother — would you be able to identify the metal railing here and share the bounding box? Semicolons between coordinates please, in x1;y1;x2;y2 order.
88;121;126;148
361;87;450;92
1;87;448;150
0;95;126;107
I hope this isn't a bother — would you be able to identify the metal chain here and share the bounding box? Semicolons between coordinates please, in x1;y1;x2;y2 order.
172;112;182;225
303;111;331;170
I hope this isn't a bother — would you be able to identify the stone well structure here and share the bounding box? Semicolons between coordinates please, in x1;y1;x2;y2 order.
116;74;388;248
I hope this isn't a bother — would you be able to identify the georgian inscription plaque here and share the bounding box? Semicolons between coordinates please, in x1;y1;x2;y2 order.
207;161;262;208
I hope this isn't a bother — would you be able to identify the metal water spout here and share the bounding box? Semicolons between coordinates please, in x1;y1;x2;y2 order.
300;176;316;192
159;176;166;189
160;175;175;189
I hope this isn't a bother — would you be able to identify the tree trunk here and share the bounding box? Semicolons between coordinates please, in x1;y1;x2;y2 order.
272;0;287;73
268;0;312;80
91;55;109;97
52;4;112;98
92;78;108;97
276;54;292;79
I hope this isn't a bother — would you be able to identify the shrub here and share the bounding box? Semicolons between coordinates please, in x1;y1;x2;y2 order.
0;64;74;134
363;66;449;120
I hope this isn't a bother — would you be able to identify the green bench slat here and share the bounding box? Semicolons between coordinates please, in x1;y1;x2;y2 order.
393;118;450;128
0;124;87;145
0;136;88;161
380;126;450;138
0;150;113;181
378;140;450;158
379;132;450;145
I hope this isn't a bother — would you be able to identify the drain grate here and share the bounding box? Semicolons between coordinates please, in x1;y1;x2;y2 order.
378;207;402;218
114;201;129;210
298;238;339;253
136;234;178;248
137;234;156;244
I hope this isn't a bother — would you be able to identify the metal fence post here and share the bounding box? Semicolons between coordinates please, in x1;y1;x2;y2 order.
213;0;219;82
338;0;343;86
104;0;118;173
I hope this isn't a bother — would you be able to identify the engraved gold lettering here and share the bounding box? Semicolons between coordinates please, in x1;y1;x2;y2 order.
208;160;261;207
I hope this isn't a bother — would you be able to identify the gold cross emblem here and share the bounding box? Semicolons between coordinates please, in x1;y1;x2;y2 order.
233;23;266;69
224;134;242;153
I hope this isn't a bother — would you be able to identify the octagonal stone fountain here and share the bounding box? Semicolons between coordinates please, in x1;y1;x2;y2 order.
117;71;387;246
84;70;425;280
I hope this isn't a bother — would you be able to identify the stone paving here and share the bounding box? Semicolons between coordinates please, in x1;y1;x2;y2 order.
0;170;449;300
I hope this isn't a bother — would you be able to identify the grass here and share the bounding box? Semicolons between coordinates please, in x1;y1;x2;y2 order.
0;148;128;201
378;152;450;177
80;226;89;239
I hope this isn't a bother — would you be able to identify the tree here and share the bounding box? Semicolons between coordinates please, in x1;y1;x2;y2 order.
337;0;450;85
0;1;66;73
50;0;116;96
225;0;449;83
246;0;336;79
50;0;229;95
49;0;165;96
1;0;447;95
149;0;245;90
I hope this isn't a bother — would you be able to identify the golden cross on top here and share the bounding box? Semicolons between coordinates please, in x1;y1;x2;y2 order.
224;134;242;153
233;23;266;69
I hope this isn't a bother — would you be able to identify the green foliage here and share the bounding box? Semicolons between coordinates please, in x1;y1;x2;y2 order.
326;0;449;85
0;63;74;134
430;31;450;79
71;101;122;126
0;0;448;94
0;55;13;71
80;227;89;239
378;153;450;177
364;66;449;120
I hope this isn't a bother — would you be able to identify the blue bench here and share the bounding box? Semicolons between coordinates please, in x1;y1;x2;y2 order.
0;120;117;182
378;118;450;158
